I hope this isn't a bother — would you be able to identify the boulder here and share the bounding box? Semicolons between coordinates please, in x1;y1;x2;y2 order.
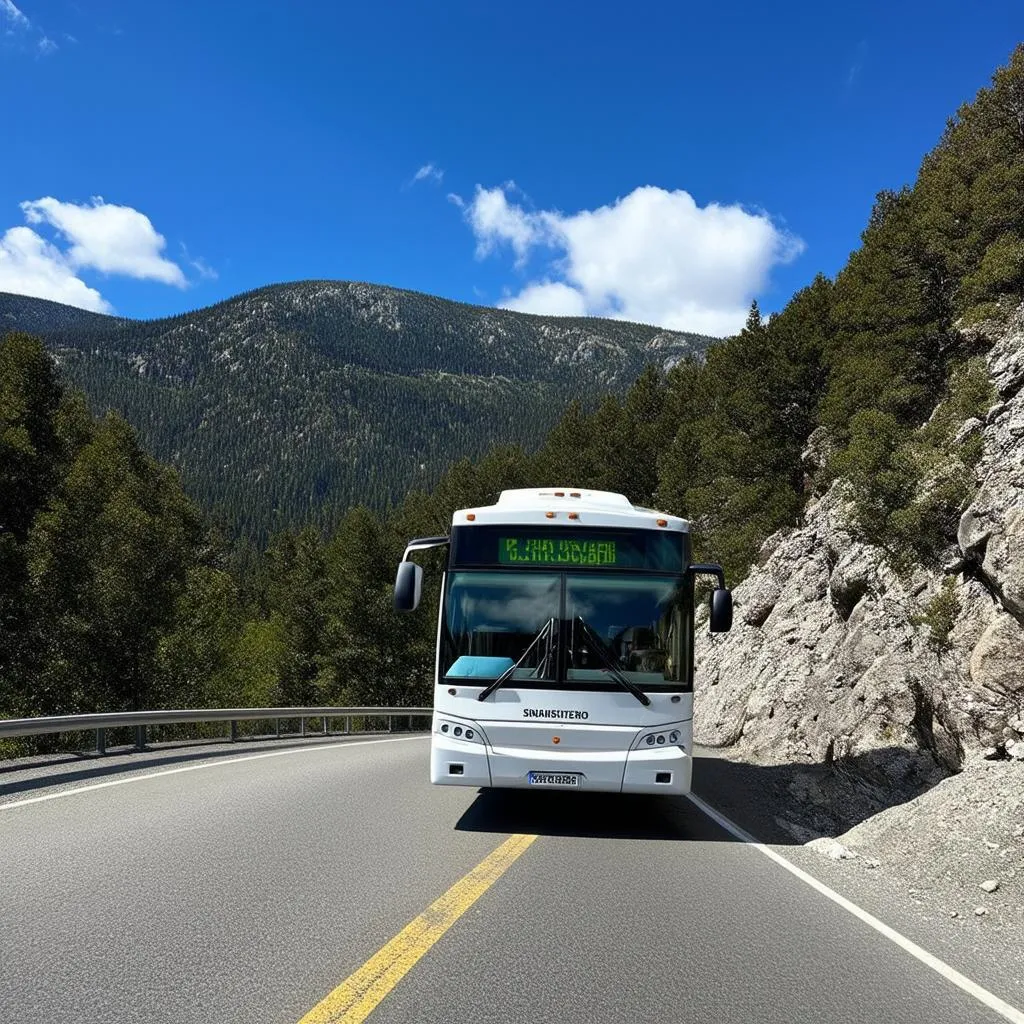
958;501;994;560
828;547;876;621
739;572;782;627
954;417;984;444
979;508;1024;619
987;307;1024;398
969;613;1024;698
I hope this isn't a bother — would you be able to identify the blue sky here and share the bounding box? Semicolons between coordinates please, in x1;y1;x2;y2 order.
1;0;1021;334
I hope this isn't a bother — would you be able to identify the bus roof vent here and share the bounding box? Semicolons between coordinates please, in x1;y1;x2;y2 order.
496;488;634;511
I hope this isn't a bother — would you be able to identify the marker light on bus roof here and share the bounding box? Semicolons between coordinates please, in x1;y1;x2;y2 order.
466;513;476;521
545;511;555;519
656;518;668;527
570;492;581;497
568;512;579;520
555;491;565;496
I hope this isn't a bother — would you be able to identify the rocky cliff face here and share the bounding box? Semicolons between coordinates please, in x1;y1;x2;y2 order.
695;303;1024;776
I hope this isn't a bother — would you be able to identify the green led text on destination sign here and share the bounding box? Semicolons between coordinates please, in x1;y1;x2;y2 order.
499;537;618;566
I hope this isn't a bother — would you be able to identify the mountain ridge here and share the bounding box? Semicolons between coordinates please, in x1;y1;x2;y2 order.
0;281;715;539
0;292;128;335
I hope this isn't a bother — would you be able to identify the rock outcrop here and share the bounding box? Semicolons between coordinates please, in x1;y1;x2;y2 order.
696;304;1024;776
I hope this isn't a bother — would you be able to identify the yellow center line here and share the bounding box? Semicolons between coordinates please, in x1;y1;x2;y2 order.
297;832;538;1024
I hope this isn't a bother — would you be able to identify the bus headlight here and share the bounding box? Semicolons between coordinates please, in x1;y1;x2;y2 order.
637;729;686;751
437;719;483;743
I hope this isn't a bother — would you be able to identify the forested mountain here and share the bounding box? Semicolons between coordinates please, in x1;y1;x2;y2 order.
0;282;712;540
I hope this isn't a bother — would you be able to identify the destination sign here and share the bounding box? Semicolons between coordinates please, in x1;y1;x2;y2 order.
451;525;684;573
499;536;617;566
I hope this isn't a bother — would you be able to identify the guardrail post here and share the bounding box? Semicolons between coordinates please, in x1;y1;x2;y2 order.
275;718;281;739
344;715;350;735
323;717;329;736
408;715;413;732
230;720;237;743
300;717;306;737
135;725;146;751
387;715;392;734
96;728;106;756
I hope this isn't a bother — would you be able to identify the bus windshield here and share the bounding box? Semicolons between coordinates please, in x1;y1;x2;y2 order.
441;571;690;691
443;572;561;683
566;574;685;686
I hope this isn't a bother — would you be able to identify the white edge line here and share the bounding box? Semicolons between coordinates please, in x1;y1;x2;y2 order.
0;735;428;812
685;791;1024;1024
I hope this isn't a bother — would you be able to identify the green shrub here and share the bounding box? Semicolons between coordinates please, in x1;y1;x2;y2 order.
911;577;962;651
919;358;994;446
836;359;995;570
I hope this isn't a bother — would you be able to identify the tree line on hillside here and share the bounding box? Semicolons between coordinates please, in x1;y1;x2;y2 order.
59;345;578;543
31;280;709;544
1;46;1021;743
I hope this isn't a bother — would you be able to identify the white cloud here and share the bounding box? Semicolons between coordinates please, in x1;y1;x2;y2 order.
466;183;551;265
501;281;586;318
462;183;804;336
180;243;218;282
2;1;58;56
0;226;112;313
411;162;444;186
1;0;29;28
189;256;218;281
0;197;190;312
22;196;186;286
845;40;868;94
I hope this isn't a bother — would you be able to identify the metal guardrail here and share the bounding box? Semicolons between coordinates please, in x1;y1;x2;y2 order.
0;707;434;755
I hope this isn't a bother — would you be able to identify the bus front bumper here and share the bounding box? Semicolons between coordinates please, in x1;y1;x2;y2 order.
429;736;692;795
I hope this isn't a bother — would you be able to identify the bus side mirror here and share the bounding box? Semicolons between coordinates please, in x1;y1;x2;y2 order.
394;561;423;612
709;589;733;633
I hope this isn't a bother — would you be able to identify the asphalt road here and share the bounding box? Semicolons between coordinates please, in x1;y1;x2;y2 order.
0;736;1019;1024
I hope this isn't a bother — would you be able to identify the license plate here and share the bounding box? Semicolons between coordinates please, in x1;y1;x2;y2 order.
528;772;581;788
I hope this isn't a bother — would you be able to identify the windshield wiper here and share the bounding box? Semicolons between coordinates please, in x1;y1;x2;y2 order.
477;617;556;702
575;617;651;707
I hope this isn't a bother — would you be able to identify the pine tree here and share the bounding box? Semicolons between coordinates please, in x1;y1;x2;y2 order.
745;299;763;333
533;400;597;487
262;528;331;706
24;413;202;714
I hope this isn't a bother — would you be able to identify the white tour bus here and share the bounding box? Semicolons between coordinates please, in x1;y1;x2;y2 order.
393;488;732;795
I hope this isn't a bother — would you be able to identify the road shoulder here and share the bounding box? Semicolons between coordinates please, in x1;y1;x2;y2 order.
691;746;1024;1016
